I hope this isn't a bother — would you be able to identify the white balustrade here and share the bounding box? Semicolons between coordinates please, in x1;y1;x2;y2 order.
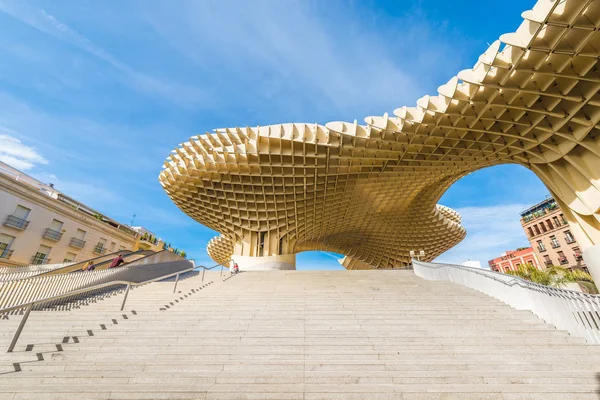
413;260;600;344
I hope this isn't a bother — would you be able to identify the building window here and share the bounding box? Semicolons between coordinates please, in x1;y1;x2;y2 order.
43;219;64;241
94;238;108;254
550;235;560;248
534;225;541;235
527;227;534;237
557;251;568;265
539;223;547;233
109;242;116;251
515;263;521;271
64;252;77;262
560;213;567;225
69;229;87;249
49;219;63;232
13;205;31;219
564;230;575;244
0;233;16;260
546;219;554;230
573;247;583;261
553;216;560;227
4;205;32;230
537;240;546;252
32;245;51;265
543;255;552;266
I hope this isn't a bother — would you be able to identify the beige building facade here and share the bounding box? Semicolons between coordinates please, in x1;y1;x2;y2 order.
0;162;137;267
160;0;600;280
521;198;587;273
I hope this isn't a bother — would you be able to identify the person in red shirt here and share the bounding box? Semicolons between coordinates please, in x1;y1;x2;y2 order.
109;254;125;268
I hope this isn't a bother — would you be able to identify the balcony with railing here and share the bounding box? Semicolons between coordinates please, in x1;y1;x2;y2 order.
521;201;559;223
30;253;50;265
3;215;30;230
558;257;569;265
93;244;107;255
69;237;86;249
565;235;576;244
42;228;63;242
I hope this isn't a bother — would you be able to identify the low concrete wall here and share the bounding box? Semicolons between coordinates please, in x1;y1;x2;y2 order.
126;250;184;268
113;260;194;283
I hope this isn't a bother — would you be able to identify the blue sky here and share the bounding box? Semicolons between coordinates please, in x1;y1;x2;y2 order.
0;0;549;270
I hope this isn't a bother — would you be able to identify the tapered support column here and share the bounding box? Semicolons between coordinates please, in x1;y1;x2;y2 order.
583;246;600;286
231;254;296;271
531;147;600;284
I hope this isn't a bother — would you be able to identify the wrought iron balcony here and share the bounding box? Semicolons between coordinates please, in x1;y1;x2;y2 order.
42;228;63;242
30;253;50;265
0;248;13;260
69;237;86;249
3;215;30;230
93;244;107;254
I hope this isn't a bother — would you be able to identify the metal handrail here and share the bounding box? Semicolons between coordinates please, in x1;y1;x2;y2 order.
3;261;227;352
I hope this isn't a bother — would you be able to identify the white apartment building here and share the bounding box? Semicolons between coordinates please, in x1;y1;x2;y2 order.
0;162;139;267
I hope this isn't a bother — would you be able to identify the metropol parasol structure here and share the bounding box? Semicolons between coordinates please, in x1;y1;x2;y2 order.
160;0;600;281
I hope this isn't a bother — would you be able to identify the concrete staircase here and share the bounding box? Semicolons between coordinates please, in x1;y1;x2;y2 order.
0;270;598;399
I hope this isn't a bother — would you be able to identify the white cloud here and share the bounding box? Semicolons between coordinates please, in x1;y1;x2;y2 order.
435;204;532;267
0;133;48;170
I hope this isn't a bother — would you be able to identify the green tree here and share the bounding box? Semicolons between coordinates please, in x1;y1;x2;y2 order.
506;264;596;292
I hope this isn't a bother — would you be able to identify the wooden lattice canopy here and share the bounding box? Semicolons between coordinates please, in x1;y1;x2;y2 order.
160;0;600;270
